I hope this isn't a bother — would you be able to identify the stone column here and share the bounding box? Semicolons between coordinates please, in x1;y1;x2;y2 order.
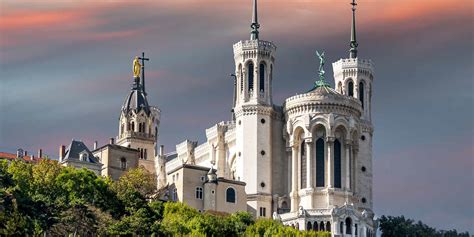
305;138;313;189
345;140;352;190
291;143;299;212
343;222;346;235
326;137;335;188
216;141;226;177
352;224;356;237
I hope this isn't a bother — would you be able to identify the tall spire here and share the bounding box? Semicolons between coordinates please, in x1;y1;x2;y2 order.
349;0;358;58
250;0;260;40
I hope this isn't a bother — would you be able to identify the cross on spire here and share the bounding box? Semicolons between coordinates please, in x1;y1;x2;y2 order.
250;0;260;40
138;52;150;94
350;0;359;58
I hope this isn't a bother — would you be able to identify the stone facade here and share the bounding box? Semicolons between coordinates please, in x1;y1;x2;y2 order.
164;164;247;214
93;144;140;180
155;0;378;235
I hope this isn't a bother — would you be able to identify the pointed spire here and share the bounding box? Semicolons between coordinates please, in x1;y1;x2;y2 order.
349;0;358;58
250;0;260;40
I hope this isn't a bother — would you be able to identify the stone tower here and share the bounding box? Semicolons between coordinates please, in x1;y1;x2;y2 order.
116;55;161;174
233;0;277;217
332;0;375;212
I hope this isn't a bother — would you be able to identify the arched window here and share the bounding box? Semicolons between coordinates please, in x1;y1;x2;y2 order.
320;221;325;231
248;62;254;91
345;217;352;234
334;139;342;188
195;187;203;200
226;187;236;203
326;221;331;233
313;222;318;231
348;81;354;97
120;157;127;170
300;141;306;189
259;63;265;92
359;82;364;108
131;122;135;131
316;138;325;187
306;222;312;231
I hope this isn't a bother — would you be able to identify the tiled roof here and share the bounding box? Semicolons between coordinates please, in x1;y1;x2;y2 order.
63;140;99;164
0;152;42;163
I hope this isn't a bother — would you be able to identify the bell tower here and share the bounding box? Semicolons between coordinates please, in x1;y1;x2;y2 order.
233;0;277;217
333;0;375;212
117;53;161;174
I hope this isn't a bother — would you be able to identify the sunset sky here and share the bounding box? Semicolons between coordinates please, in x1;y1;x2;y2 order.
0;0;472;233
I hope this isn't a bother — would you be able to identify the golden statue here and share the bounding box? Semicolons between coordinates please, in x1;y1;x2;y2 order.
133;56;141;78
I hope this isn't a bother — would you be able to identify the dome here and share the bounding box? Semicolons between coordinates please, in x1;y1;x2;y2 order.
121;78;150;114
284;82;362;117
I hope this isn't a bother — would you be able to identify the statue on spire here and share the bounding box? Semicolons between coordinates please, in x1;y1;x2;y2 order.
133;56;141;78
314;50;330;88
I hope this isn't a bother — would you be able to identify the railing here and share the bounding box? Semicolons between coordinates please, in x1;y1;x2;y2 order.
118;131;155;140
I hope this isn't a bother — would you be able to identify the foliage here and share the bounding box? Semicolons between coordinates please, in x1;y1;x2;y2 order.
379;215;470;237
1;159;470;236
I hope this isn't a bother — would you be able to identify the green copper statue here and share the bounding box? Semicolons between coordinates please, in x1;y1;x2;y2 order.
316;50;325;81
314;50;330;89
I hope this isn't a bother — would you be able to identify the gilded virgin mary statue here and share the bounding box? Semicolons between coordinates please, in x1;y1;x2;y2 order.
133;56;141;78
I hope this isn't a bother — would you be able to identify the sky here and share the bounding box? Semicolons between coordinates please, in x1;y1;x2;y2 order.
0;0;473;233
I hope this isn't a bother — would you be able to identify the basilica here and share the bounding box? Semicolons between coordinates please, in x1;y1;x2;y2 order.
61;0;378;236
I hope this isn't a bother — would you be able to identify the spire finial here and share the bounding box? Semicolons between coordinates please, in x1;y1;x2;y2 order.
350;0;358;58
250;0;260;40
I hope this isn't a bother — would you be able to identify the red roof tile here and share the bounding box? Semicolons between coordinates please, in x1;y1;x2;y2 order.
0;152;42;163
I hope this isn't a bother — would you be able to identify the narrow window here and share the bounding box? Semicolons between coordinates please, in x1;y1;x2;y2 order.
300;141;306;189
131;122;135;131
334;139;342;188
313;222;318;231
226;187;236;203
345;218;352;234
144;149;147;160
259;63;265;92
248;63;254;91
173;188;178;201
120;157;127;170
348;81;354;97
359;82;364;108
195;187;203;200
326;221;331;233
320;221;325;231
121;124;124;134
316;138;325;187
239;64;243;92
306;222;312;231
259;207;266;217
